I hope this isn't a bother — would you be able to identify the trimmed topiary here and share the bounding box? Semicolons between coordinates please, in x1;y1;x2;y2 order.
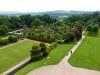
31;45;43;61
40;42;49;57
8;35;18;43
0;38;8;45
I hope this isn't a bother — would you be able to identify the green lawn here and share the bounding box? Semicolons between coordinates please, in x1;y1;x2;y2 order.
0;39;40;73
15;43;74;75
68;35;100;71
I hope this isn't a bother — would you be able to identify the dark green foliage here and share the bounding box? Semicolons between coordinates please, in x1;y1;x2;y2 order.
93;25;99;32
87;24;99;36
0;12;100;41
9;16;21;28
71;28;82;41
40;42;48;57
27;32;55;43
64;32;75;43
31;42;49;61
0;14;56;36
31;18;44;26
31;45;43;61
74;22;83;33
0;38;8;45
0;25;10;36
0;35;18;46
20;15;33;27
41;14;54;24
8;35;18;43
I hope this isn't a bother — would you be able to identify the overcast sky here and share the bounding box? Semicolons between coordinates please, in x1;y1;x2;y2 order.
0;0;100;12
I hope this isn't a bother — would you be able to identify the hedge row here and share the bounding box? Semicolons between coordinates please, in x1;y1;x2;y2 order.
0;35;18;46
48;42;58;52
27;33;55;43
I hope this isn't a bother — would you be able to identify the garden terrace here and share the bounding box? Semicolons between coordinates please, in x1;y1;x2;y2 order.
15;43;75;75
0;39;48;73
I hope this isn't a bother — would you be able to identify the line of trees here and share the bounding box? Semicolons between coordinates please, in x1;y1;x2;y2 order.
0;35;18;46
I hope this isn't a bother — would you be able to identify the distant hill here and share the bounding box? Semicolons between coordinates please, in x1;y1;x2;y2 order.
0;11;23;16
0;10;94;17
29;10;94;18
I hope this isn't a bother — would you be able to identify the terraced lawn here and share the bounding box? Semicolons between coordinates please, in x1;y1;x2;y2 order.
0;39;40;73
68;35;100;71
15;43;74;75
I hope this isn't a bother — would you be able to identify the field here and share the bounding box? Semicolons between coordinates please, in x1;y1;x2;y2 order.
68;34;100;71
15;43;74;75
0;39;40;73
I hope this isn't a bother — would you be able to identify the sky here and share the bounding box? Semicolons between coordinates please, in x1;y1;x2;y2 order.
0;0;100;12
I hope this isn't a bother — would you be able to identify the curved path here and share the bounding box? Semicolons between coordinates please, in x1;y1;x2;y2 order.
28;35;100;75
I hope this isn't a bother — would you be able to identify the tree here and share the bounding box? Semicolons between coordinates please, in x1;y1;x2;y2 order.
41;14;54;24
9;16;21;28
0;25;10;36
31;18;44;26
87;24;99;36
71;28;82;41
20;15;33;27
93;24;99;33
64;32;75;43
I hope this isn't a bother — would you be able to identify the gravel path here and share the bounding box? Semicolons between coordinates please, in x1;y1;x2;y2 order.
28;56;100;75
27;35;100;75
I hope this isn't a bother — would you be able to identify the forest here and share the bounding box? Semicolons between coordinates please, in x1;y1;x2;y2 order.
0;12;99;44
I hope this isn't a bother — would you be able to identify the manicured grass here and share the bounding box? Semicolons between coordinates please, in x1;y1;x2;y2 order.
0;39;40;73
15;43;74;75
68;35;100;71
0;36;8;40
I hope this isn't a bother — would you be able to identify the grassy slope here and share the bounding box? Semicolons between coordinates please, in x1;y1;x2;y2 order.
0;39;39;73
68;35;100;71
15;43;74;75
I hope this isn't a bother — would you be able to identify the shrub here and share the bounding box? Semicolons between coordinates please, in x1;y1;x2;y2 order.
8;35;18;43
74;22;83;33
27;33;55;43
0;38;8;45
64;32;75;43
71;28;82;41
31;45;43;61
40;42;49;57
88;24;99;32
87;24;99;36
